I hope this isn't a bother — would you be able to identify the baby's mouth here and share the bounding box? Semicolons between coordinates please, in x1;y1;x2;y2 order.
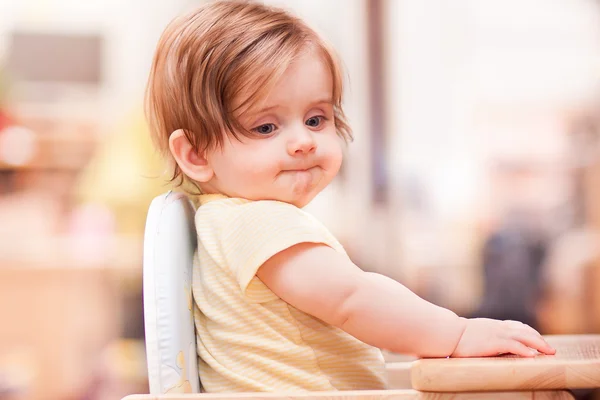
287;167;312;173
283;165;319;173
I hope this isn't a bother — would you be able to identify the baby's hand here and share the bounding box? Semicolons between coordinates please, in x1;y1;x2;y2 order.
451;318;556;358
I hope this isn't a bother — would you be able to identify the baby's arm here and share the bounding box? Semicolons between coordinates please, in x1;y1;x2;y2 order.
257;243;555;358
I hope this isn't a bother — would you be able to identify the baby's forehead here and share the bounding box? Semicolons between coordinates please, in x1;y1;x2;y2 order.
231;58;334;114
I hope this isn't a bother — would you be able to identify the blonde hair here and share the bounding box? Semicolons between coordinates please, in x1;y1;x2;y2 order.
145;0;352;185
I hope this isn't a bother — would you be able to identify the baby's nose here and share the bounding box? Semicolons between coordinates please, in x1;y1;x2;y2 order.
288;130;316;155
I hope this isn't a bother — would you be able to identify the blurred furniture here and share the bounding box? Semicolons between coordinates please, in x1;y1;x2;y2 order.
0;265;118;400
0;114;97;196
0;233;145;400
0;349;34;400
586;157;600;333
0;352;35;400
536;133;600;335
0;104;162;400
129;192;583;400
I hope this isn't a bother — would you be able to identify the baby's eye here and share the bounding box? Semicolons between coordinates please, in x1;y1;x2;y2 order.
305;116;324;128
252;123;277;135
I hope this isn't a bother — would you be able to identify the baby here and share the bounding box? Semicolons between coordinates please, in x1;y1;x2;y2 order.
145;0;556;393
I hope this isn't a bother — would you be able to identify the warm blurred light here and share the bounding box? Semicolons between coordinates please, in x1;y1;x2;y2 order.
0;125;36;166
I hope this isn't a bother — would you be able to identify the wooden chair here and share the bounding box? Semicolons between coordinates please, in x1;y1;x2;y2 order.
123;192;595;400
123;390;575;399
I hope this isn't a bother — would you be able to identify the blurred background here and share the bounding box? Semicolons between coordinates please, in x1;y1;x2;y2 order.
1;0;600;399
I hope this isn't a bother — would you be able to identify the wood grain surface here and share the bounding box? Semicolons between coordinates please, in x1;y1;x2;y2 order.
411;334;600;392
122;389;574;400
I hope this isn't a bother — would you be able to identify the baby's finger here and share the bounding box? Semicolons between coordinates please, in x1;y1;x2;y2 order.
502;339;537;357
506;321;556;355
513;321;544;338
512;331;556;355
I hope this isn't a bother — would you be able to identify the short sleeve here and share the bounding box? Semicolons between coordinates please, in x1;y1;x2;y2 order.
219;201;343;302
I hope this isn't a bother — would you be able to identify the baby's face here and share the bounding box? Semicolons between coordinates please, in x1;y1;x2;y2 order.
202;48;343;208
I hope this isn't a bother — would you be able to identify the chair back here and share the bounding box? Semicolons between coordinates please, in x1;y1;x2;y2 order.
143;191;200;394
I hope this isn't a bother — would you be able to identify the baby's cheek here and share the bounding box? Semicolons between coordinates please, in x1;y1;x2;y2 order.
238;158;271;180
325;141;343;171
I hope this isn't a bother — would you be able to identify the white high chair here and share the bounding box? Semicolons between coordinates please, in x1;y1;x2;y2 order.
122;191;578;400
141;191;200;394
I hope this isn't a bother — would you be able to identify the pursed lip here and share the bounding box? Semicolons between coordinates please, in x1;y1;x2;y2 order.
276;166;320;179
283;165;318;173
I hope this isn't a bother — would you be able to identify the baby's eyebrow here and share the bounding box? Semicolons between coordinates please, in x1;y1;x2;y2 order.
247;98;333;118
255;104;279;114
312;98;334;105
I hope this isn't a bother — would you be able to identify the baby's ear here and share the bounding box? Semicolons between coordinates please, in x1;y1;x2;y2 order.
168;129;214;183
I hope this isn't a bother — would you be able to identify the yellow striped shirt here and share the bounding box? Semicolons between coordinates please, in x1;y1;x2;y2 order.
192;194;387;392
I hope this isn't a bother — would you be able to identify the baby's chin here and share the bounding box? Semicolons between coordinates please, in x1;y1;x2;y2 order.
284;184;326;208
288;195;317;208
251;188;319;208
235;171;329;207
